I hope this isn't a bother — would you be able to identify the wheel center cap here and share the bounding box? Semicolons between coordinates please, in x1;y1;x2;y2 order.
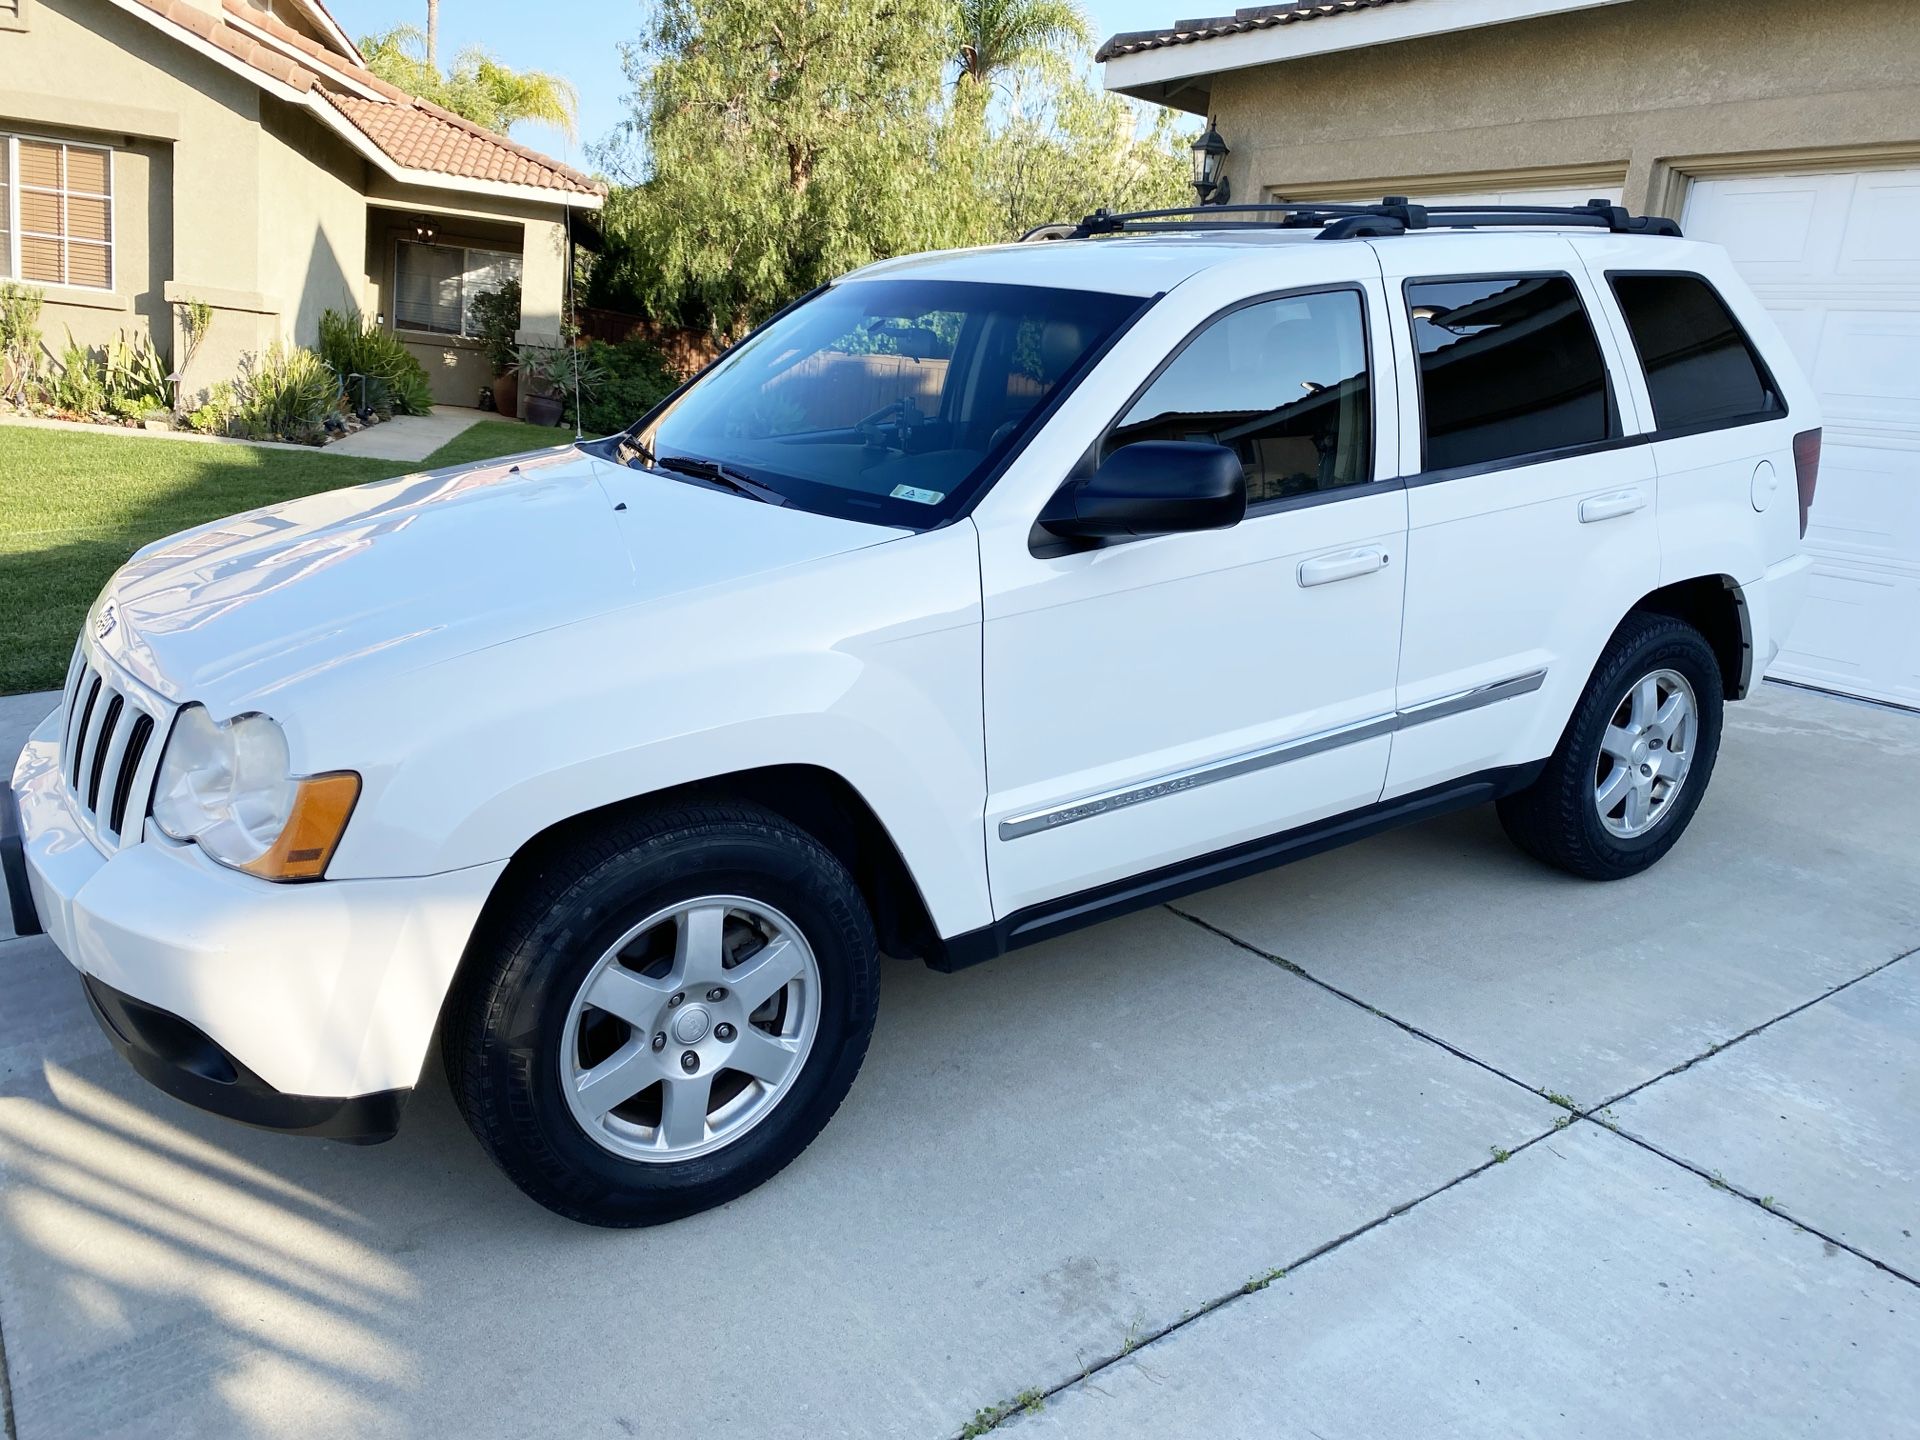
671;1004;712;1045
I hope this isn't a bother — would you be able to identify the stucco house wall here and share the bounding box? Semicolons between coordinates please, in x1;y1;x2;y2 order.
1173;0;1920;214
1;0;599;414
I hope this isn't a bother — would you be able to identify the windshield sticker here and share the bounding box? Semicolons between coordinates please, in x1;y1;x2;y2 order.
889;485;946;505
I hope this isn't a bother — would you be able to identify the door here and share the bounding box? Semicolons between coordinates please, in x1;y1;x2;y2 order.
1375;234;1661;799
1684;169;1920;707
975;278;1407;918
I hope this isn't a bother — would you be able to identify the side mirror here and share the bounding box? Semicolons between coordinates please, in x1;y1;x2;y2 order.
1040;441;1247;542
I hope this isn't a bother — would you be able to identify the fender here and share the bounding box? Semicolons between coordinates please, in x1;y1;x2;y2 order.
302;524;996;939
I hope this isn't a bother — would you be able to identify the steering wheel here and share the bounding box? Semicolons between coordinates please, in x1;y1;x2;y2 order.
857;396;921;449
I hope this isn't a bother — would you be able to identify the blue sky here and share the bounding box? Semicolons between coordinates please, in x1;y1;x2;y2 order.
325;0;1184;163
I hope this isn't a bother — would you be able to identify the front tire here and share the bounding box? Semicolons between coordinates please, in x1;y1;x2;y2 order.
1497;613;1725;880
444;801;879;1226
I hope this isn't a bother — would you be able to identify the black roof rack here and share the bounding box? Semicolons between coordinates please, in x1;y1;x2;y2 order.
1022;197;1683;243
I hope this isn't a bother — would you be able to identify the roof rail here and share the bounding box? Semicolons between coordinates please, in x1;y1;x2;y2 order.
1026;198;1683;243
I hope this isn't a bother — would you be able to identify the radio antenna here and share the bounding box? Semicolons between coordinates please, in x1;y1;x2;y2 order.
565;133;585;442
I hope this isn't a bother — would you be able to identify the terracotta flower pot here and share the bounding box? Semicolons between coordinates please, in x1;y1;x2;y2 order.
491;368;520;418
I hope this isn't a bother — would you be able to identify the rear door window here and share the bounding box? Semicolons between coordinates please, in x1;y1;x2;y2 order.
1406;274;1618;473
1608;273;1783;432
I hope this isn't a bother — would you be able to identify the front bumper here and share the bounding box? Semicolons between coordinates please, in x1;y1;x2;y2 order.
10;708;506;1123
83;973;407;1142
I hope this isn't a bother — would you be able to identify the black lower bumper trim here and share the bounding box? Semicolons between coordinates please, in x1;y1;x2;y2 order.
2;781;43;938
82;975;407;1143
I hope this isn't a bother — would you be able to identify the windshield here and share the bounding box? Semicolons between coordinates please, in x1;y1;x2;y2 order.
630;278;1147;528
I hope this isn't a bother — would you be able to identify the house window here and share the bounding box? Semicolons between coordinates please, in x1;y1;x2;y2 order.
394;239;521;337
2;135;113;289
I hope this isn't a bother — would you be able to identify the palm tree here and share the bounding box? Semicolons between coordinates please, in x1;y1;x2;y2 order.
465;54;580;142
954;0;1091;90
426;0;439;68
358;26;579;140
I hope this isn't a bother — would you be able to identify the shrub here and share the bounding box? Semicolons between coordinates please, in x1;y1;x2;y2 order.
182;380;236;435
567;337;676;437
317;309;433;416
231;343;341;444
468;279;521;377
101;333;172;418
0;282;44;405
45;332;109;416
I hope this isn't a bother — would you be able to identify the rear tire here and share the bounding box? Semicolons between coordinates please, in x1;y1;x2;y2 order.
1497;613;1724;880
444;800;879;1226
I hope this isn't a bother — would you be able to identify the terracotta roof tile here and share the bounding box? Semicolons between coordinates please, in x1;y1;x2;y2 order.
1096;0;1415;62
319;90;603;195
127;0;599;197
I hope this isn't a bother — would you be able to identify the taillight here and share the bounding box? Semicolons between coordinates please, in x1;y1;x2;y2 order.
1791;428;1821;538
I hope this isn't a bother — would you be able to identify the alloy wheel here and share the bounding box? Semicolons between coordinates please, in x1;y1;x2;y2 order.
559;896;821;1163
1593;667;1697;839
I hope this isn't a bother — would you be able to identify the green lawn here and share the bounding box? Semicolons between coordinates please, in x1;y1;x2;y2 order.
0;418;561;695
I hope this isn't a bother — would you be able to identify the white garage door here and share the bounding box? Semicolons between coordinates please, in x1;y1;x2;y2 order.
1684;170;1920;709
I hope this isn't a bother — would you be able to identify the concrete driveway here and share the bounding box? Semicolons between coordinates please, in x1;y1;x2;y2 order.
0;681;1914;1439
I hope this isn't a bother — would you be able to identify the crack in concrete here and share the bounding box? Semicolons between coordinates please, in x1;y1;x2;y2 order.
949;1122;1567;1439
948;914;1919;1435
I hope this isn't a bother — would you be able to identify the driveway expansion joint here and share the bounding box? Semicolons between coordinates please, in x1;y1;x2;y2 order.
1162;910;1920;1287
1590;941;1920;1114
947;1119;1571;1438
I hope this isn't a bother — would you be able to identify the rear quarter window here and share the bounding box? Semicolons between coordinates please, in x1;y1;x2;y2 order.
1608;273;1784;432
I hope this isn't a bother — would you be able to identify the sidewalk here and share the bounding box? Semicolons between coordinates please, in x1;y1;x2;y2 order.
322;405;489;461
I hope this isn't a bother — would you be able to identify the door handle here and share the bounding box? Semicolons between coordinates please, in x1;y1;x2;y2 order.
1297;546;1389;587
1578;489;1646;524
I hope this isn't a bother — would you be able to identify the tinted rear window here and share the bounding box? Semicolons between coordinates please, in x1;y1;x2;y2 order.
1609;273;1783;432
1407;274;1617;473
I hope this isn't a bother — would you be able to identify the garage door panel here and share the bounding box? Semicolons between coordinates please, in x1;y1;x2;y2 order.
1838;174;1920;273
1810;309;1920;426
1777;567;1920;704
1685;176;1837;275
1808;441;1920;565
1686;167;1920;708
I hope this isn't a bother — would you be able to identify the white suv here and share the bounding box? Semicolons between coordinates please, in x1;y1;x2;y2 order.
5;201;1819;1226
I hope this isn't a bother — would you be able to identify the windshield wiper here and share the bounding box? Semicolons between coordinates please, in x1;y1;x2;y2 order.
653;454;788;507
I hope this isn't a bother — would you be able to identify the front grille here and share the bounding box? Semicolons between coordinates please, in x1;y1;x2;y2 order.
58;645;169;851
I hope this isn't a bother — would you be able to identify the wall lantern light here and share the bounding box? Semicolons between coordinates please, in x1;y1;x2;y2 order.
1191;122;1231;205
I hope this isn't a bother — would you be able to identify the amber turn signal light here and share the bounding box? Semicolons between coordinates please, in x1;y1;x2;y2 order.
239;772;361;881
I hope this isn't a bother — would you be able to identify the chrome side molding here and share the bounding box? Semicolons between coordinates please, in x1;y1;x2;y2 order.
997;669;1547;840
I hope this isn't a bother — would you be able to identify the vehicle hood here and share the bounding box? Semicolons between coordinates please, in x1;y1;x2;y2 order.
90;446;905;711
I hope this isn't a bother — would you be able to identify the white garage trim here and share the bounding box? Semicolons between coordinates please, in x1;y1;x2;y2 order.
1652;144;1920;222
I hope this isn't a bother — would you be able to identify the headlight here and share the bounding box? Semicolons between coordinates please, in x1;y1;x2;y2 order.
151;706;360;881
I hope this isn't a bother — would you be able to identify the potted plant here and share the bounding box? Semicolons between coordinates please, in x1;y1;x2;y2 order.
515;342;606;428
469;279;522;417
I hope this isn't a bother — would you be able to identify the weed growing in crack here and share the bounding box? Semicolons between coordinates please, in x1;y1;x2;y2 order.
1544;1091;1579;1111
959;1390;1046;1439
1242;1267;1287;1294
1490;1146;1512;1163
